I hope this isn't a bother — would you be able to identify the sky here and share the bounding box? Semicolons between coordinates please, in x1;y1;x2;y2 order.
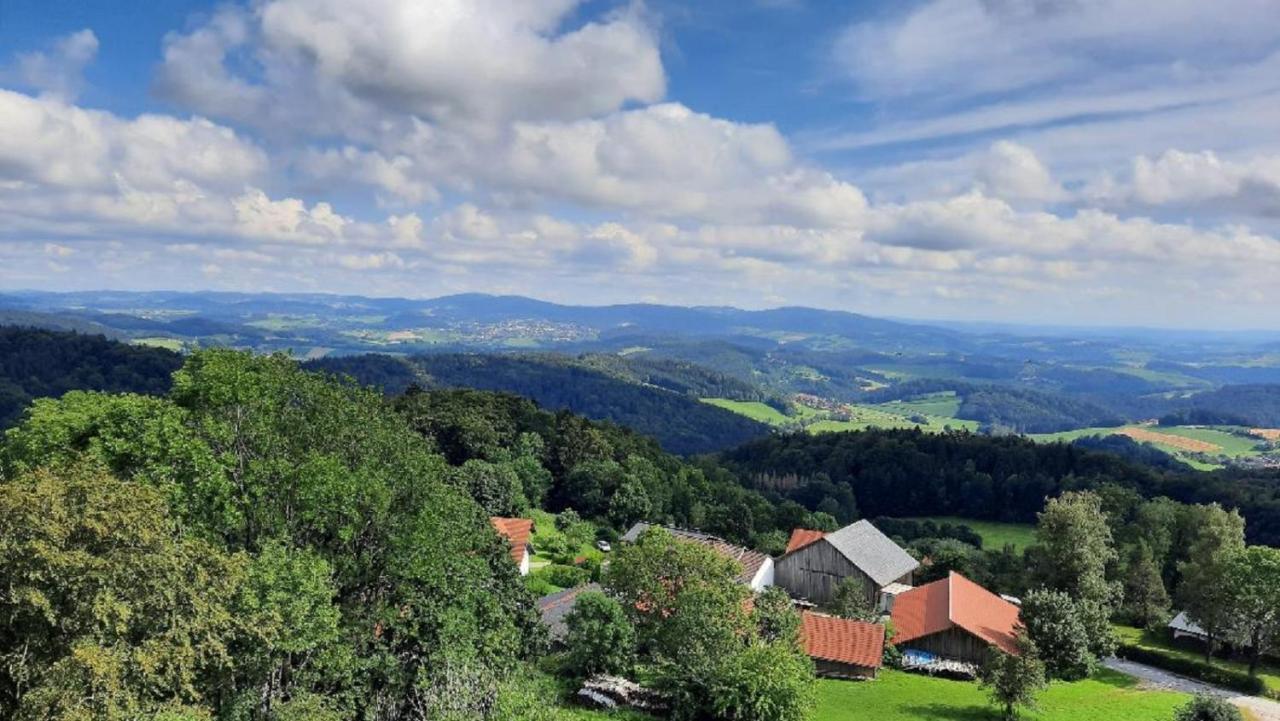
2;0;1279;328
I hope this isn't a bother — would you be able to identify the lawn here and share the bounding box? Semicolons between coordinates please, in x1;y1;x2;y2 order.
1115;625;1280;697
814;669;1187;721
911;516;1037;552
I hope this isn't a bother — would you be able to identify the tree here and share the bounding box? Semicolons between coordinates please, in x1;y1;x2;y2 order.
1173;695;1244;721
454;459;527;516
1019;589;1094;681
1178;504;1247;662
1223;546;1280;676
1121;543;1170;629
608;476;652;529
563;592;635;678
1034;491;1117;602
705;639;815;721
754;587;801;646
825;577;877;622
979;636;1047;721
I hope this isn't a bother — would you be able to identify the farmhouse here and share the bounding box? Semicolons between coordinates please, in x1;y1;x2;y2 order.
775;520;919;605
800;611;886;680
490;516;534;576
890;571;1021;666
621;522;775;591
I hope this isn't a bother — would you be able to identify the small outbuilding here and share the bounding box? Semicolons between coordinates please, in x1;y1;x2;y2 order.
775;520;919;605
800;611;886;680
538;583;603;644
890;571;1021;666
1168;611;1209;643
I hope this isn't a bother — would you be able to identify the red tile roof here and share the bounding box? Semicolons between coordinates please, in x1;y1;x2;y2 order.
800;611;885;669
490;517;534;566
890;572;1021;655
785;528;826;554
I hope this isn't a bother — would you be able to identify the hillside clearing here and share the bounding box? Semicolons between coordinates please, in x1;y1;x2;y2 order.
907;516;1038;552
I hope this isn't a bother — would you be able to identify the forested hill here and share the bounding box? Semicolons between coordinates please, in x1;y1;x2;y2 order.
719;428;1280;546
308;353;772;455
0;326;182;427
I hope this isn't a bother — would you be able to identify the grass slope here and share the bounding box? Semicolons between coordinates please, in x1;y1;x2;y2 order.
911;516;1038;552
814;669;1186;721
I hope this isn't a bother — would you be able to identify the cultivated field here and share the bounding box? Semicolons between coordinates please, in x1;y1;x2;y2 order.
1118;427;1222;453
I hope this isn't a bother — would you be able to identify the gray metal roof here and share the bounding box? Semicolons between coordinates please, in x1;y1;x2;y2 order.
821;520;920;587
1168;611;1207;638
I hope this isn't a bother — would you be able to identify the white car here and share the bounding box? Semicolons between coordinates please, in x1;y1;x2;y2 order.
595;540;612;553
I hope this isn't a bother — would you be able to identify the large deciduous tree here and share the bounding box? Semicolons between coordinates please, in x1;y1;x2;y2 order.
1178;503;1247;662
1223;546;1280;676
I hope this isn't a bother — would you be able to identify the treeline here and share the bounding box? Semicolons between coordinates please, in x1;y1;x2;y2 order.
719;428;1280;546
1160;384;1280;427
860;378;1125;433
310;353;772;455
0;326;183;427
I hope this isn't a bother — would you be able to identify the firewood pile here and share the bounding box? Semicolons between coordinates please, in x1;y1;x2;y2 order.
576;675;669;714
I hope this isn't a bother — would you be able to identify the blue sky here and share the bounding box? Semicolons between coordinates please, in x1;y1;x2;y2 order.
2;0;1279;328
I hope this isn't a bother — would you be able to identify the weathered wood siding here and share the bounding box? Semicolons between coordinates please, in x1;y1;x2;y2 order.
776;539;875;605
898;627;995;665
813;659;877;680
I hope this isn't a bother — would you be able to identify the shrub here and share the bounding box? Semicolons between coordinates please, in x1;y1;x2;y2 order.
1116;646;1266;696
1173;694;1244;721
540;564;590;589
563;592;635;678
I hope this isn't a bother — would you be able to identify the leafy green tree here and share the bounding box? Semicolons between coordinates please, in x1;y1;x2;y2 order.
1223;546;1280;676
1179;503;1247;662
1122;543;1170;629
825;577;877;622
563;592;635;678
453;459;528;516
1019;589;1094;680
1173;695;1244;721
0;462;243;720
979;635;1047;721
705;639;815;721
753;587;801;646
1034;491;1117;602
912;538;983;585
608;476;652;529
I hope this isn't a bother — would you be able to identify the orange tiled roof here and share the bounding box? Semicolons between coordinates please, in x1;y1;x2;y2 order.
800;611;885;669
890;572;1021;655
490;517;534;566
785;528;826;554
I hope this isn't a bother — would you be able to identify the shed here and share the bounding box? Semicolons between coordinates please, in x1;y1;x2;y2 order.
775;520;918;605
538;583;603;644
1168;611;1208;642
800;611;886;679
890;572;1021;665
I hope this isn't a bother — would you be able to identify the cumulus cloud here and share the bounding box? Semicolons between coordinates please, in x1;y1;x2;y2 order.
13;29;99;101
1085;149;1280;217
157;0;663;131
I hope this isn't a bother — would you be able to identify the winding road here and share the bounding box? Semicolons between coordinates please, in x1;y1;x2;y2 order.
1104;658;1280;721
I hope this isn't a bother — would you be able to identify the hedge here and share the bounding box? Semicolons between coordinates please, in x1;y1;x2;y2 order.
1116;644;1268;697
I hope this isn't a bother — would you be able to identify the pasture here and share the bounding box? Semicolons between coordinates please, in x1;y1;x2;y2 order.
813;669;1187;721
910;516;1038;552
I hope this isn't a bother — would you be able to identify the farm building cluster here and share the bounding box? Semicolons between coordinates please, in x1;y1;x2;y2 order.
493;513;1025;683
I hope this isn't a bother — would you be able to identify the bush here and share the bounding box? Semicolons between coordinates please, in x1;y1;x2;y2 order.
1173;694;1244;721
539;564;590;589
1116;646;1266;696
563;592;635;678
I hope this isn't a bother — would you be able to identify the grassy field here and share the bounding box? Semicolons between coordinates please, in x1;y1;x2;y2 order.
814;669;1187;721
701;398;804;425
131;336;185;351
1151;426;1262;456
878;391;963;418
912;516;1037;552
1115;625;1280;697
527;509;604;571
1027;424;1267;470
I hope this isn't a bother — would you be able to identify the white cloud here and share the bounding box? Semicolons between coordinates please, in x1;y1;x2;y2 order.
1084;149;1280;217
14;29;99;101
157;0;663;131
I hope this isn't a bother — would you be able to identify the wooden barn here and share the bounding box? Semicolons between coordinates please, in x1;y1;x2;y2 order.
890;572;1021;665
775;520;919;605
800;611;886;680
